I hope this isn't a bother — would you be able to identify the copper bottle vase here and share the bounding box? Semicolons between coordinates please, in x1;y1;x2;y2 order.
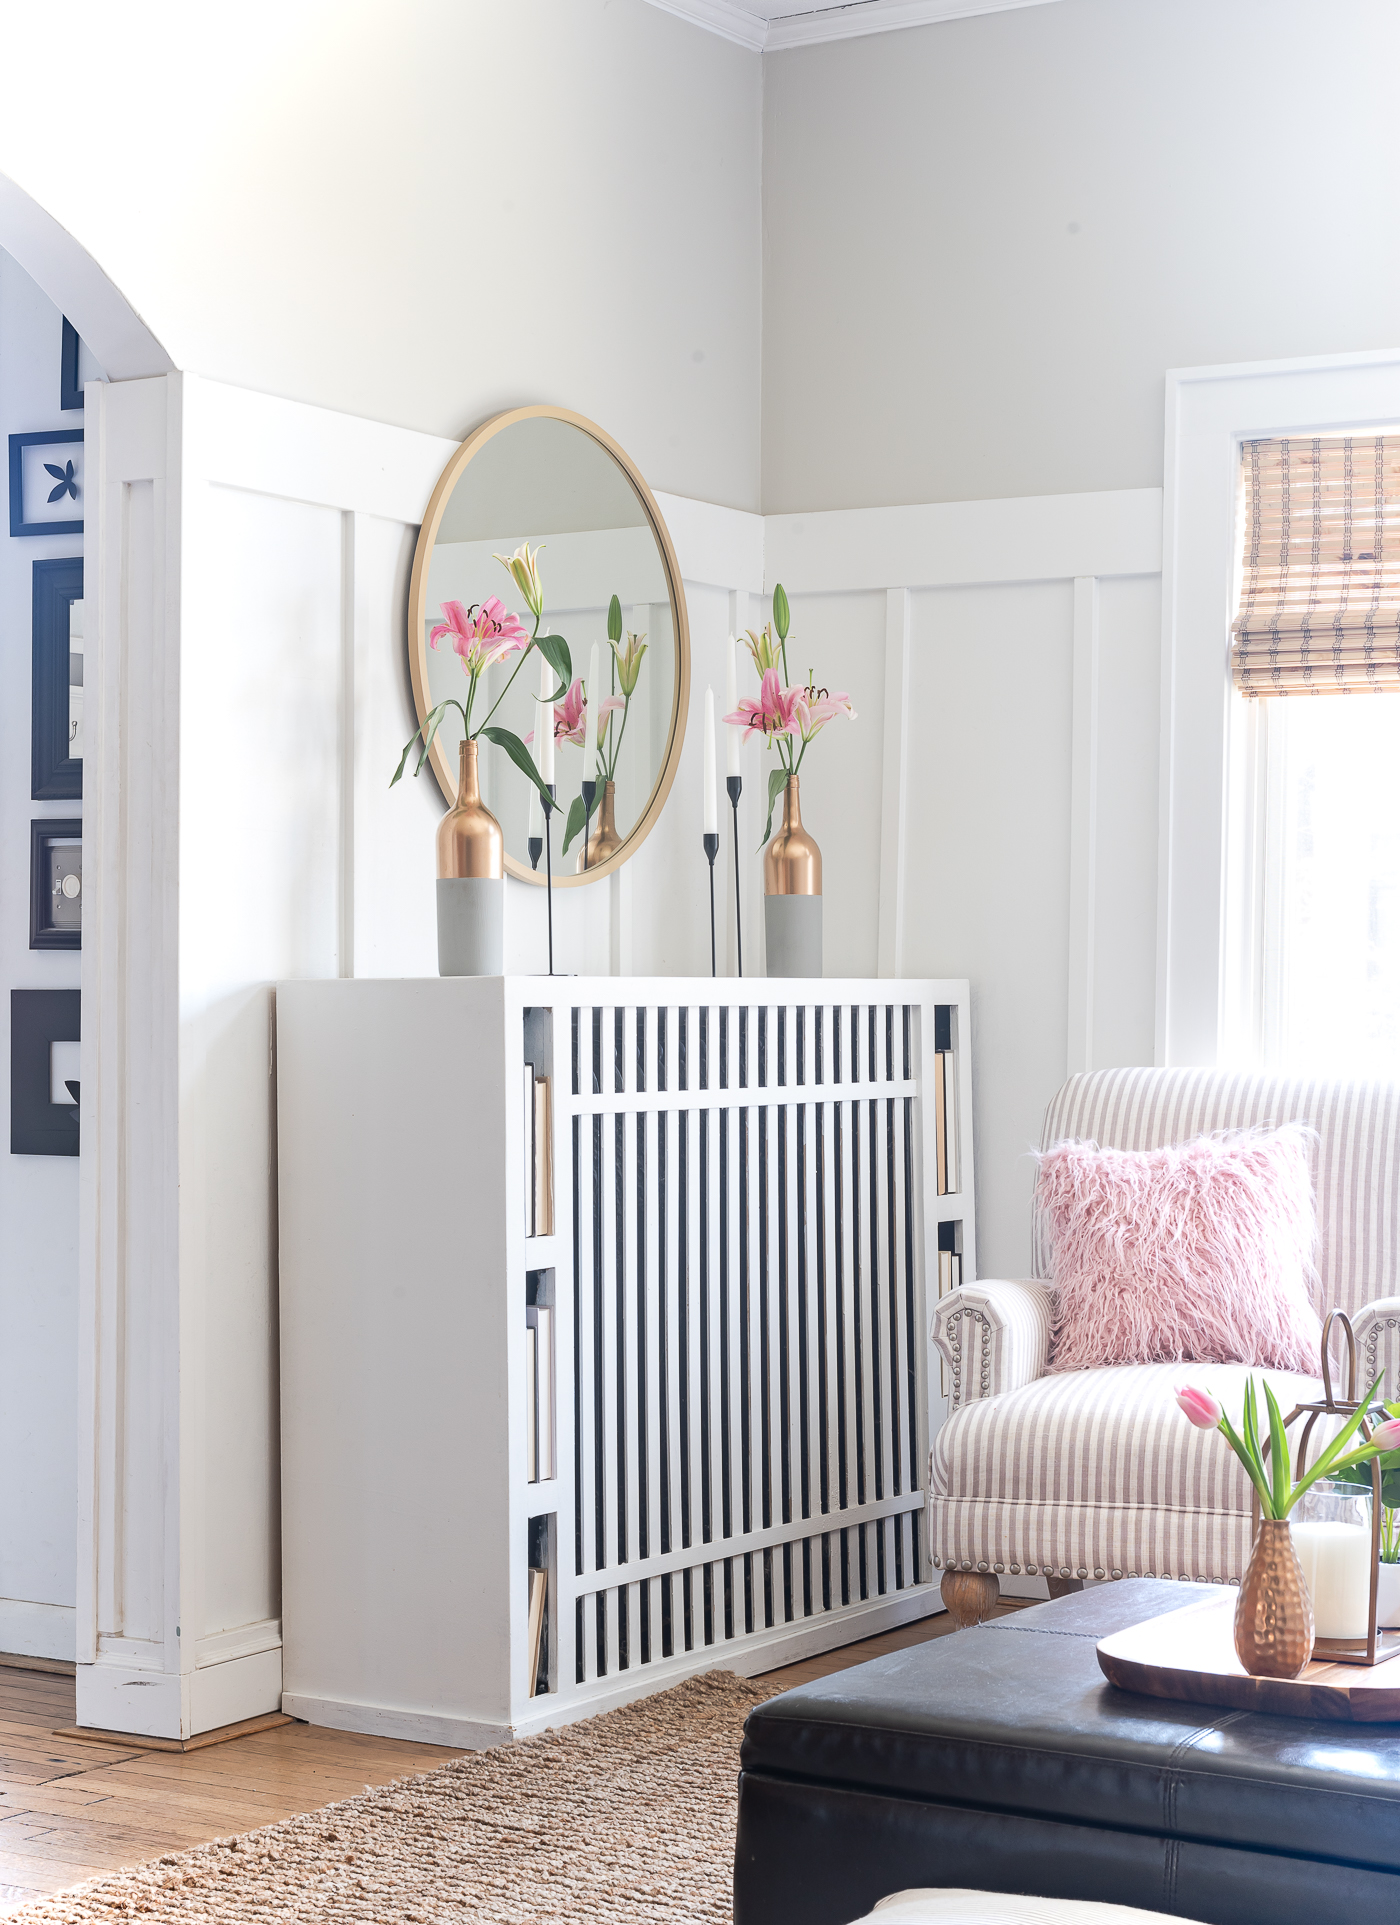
1234;1519;1315;1679
436;738;505;977
578;780;622;873
764;775;822;979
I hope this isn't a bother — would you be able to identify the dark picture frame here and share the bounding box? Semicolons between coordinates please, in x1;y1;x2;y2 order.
11;989;80;1157
33;556;83;801
31;820;82;951
61;319;84;411
8;429;83;537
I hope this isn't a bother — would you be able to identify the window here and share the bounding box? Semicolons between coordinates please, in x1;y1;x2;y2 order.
1229;432;1400;1075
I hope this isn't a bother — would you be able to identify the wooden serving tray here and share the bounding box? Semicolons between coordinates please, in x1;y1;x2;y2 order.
1098;1591;1400;1722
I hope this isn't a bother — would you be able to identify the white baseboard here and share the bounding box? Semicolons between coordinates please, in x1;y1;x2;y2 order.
77;1642;284;1740
0;1597;76;1662
284;1586;943;1749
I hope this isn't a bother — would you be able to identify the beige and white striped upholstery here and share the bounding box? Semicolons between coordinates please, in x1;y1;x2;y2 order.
930;1068;1400;1587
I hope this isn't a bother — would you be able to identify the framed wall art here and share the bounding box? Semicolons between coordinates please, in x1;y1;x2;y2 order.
9;428;83;537
30;820;82;951
61;319;84;411
32;557;84;800
11;989;80;1157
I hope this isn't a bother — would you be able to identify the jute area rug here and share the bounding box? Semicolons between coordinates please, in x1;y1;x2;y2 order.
15;1671;782;1924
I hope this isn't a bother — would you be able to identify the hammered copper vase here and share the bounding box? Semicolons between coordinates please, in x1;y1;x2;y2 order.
1234;1519;1314;1679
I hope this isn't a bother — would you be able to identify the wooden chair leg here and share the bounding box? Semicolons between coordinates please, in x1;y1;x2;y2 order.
940;1569;1000;1629
1046;1575;1085;1600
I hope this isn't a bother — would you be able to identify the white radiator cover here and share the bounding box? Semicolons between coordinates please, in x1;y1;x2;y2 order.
276;976;973;1746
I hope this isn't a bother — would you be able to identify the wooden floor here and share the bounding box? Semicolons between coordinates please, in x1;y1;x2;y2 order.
0;1608;1010;1914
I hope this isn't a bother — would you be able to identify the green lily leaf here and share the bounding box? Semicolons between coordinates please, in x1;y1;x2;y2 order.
534;633;572;703
758;765;788;850
561;793;588;855
480;725;554;809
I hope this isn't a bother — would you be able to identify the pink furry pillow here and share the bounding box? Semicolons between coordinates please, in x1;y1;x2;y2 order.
1037;1127;1322;1375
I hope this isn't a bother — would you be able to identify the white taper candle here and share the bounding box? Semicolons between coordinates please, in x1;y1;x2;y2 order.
537;656;554;786
528;742;543;839
703;688;718;835
583;642;600;776
725;636;741;778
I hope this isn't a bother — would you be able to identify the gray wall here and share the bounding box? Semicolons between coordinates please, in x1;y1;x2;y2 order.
0;0;763;512
762;0;1400;512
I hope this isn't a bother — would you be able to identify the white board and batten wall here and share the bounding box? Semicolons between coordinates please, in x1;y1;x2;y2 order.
80;367;1160;1733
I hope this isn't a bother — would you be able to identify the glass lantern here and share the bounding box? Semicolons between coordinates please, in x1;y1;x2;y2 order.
1275;1310;1400;1666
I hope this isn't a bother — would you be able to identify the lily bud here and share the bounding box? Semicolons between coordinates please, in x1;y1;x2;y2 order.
608;594;623;643
773;582;790;642
494;541;545;622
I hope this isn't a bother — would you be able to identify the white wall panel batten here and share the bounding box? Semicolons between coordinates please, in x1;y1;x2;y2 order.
1067;575;1099;1074
645;0;1059;53
765;488;1161;595
180;378;456;524
877;588;910;977
653;489;764;592
1157;347;1400;1068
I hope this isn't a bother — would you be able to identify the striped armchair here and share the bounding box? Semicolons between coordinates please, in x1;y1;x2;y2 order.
929;1068;1400;1626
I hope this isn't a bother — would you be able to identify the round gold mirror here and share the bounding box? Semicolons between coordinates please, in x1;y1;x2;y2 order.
407;406;690;885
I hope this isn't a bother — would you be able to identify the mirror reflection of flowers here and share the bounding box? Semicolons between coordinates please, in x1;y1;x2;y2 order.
526;675;623;753
560;596;647;853
724;581;856;846
390;540;569;809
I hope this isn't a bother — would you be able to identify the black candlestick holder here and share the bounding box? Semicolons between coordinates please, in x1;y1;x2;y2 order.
704;830;720;976
580;777;597;872
726;775;743;976
543;784;556;975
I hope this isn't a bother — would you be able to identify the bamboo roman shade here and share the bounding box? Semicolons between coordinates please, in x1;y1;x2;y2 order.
1232;434;1400;695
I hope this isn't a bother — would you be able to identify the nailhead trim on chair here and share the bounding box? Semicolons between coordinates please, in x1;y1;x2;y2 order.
944;1306;995;1407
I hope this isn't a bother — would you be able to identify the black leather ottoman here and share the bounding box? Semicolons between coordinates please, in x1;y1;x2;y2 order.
735;1580;1400;1925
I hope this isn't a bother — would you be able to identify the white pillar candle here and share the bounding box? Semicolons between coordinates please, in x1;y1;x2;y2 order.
1292;1519;1373;1640
528;740;543;840
537;656;554;787
583;641;600;777
703;687;718;835
725;637;741;779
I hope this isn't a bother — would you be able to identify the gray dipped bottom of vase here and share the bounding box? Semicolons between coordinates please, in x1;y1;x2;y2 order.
436;877;504;976
764;895;822;978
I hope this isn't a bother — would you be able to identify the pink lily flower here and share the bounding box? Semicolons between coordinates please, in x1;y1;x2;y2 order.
525;676;623;749
797;688;857;741
724;668;804;744
429;597;531;677
1175;1385;1223;1430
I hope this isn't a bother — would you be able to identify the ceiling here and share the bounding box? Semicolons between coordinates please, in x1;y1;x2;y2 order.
644;0;1059;53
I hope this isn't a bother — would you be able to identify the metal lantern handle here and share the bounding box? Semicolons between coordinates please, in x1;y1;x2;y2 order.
1320;1306;1358;1411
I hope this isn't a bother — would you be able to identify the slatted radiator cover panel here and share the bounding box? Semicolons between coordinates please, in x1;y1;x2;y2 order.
558;997;938;1694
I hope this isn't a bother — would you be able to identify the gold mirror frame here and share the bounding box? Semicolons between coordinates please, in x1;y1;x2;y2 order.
407;404;691;887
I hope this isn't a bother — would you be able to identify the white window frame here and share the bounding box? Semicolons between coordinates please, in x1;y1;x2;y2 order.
1157;348;1400;1067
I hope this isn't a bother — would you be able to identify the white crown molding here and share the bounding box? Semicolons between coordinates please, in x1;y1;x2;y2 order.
645;0;768;50
645;0;1058;52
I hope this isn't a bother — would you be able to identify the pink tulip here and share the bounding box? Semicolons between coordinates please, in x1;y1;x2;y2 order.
1368;1417;1400;1452
429;597;531;677
1175;1385;1223;1430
